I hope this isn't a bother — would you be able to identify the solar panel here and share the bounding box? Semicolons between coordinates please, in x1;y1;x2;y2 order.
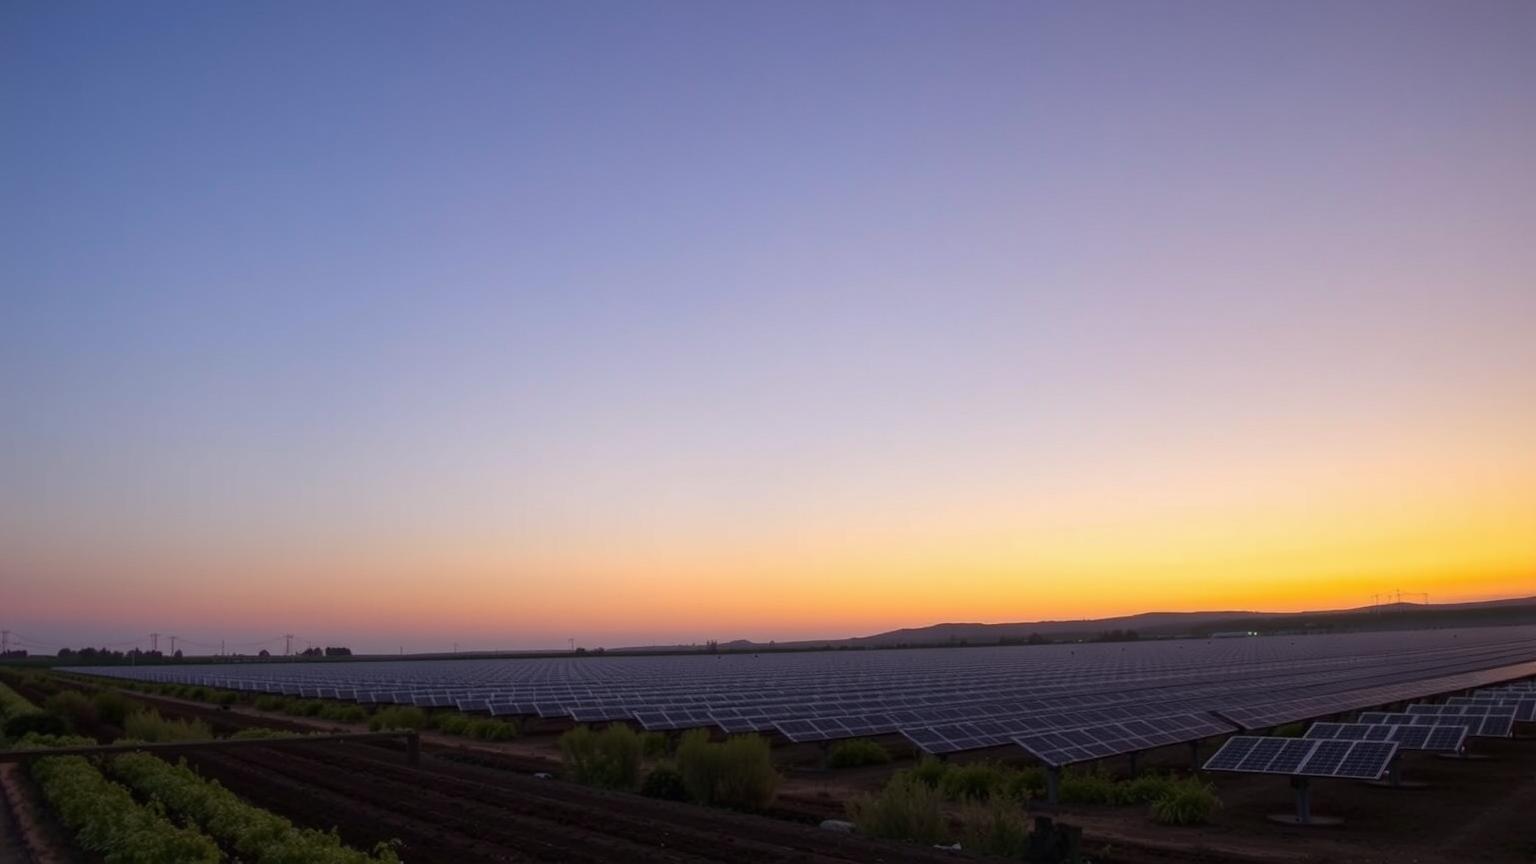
1333;741;1396;778
1203;736;1397;779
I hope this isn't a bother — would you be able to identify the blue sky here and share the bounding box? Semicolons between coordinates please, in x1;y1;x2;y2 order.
2;1;1533;654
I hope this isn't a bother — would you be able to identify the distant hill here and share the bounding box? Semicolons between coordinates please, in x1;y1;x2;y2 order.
613;593;1536;653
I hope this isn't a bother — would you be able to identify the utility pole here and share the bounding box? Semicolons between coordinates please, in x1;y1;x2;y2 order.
1;630;9;654
150;632;159;652
220;639;226;656
284;633;294;656
169;636;178;655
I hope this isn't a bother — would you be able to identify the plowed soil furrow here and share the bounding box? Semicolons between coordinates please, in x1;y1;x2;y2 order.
181;741;969;864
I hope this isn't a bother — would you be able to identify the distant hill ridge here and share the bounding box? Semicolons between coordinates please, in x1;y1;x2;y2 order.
616;593;1536;652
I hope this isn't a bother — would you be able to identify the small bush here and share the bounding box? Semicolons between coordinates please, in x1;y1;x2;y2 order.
431;713;472;735
4;713;68;740
92;691;130;727
906;755;951;789
847;774;950;845
827;738;891;769
43;691;96;731
560;724;643;789
959;796;1030;857
466;718;517;741
641;730;668;759
1115;773;1178;805
940;761;1008;802
639;765;690;801
1059;765;1119;805
284;699;326;717
213;691;240;706
675;731;780;810
318;703;367;723
1004;765;1047;801
124;709;212;742
253;696;286;711
368;706;428;732
1150;778;1222;825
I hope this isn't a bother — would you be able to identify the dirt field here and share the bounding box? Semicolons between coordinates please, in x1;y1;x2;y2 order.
4;682;1534;864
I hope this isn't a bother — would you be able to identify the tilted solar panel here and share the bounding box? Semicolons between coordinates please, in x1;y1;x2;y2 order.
1203;736;1396;778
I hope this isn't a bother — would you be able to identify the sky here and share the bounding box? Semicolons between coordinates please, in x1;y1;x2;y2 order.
2;1;1533;656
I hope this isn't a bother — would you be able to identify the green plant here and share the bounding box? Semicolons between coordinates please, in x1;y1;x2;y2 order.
675;730;780;810
254;695;287;711
368;705;428;731
959;796;1030;857
43;691;96;731
826;738;892;769
92;690;131;727
560;724;643;789
905;754;951;788
639;765;690;801
1149;778;1221;825
431;712;472;735
641;730;668;758
109;752;400;862
124;709;213;742
31;754;222;863
4;713;68;740
319;703;368;723
940;761;1009;802
465;717;517;741
1059;765;1119;804
847;773;951;845
1003;765;1047;801
284;699;327;717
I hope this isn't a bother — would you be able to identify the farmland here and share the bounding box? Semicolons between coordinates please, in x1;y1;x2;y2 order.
2;627;1535;863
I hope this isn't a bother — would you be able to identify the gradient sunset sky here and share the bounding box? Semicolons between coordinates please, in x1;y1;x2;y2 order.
2;1;1532;656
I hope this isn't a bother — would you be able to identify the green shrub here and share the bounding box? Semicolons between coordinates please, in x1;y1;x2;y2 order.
92;691;130;727
675;730;780;810
1150;778;1221;825
959;796;1030;858
213;690;240;706
826;738;892;769
368;706;428;732
1115;773;1179;805
906;755;951;789
641;730;668;759
940;761;1008;802
431;713;472;735
319;703;368;723
4;713;68;740
284;699;326;717
124;709;212;742
43;691;95;731
254;696;286;711
639;765;690;801
1059;765;1119;804
847;773;950;845
1274;721;1306;738
560;724;643;789
1003;765;1047;801
466;718;517;741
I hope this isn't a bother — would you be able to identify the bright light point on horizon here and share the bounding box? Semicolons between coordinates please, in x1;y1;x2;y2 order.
2;1;1533;655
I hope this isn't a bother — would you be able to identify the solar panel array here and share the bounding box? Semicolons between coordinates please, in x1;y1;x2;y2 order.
1203;736;1398;779
1304;722;1466;752
1358;710;1515;738
74;625;1536;769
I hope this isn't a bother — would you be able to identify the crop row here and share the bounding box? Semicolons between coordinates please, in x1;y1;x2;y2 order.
29;750;223;864
108;751;400;863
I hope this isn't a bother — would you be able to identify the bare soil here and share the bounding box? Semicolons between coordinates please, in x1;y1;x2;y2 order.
4;683;1534;864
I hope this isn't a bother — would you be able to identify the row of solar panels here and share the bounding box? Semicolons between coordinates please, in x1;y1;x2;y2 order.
1202;687;1533;780
75;632;1536;772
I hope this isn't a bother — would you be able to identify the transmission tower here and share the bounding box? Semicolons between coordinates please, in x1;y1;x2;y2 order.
150;632;159;652
1;630;9;654
285;634;294;656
